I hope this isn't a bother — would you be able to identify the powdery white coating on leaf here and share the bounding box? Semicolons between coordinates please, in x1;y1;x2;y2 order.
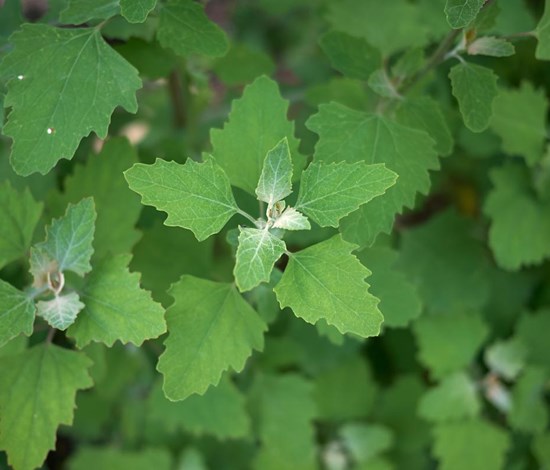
36;292;84;331
272;207;311;231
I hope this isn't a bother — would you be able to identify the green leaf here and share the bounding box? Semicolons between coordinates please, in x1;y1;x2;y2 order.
252;374;317;470
36;292;85;331
272;207;311;231
536;0;550;60
449;62;498;132
234;228;286;293
147;377;250;439
48;138;142;261
484;163;550;270
413;312;489;379
368;69;400;99
418;372;480;423
0;344;92;470
515;309;550;366
395;97;453;156
490;82;547;166
157;275;266;401
314;357;378;421
432;419;510;470
445;0;485;28
509;366;548;434
397;210;491;314
60;0;119;24
484;338;527;380
213;44;276;86
125;158;238;242
0;24;141;175
307;103;438;246
120;0;156;23
0;181;42;269
319;31;381;80
340;424;394;463
0;280;35;348
467;36;515;57
157;0;228;58
274;235;382;337
31;198;96;281
210;76;303;195
69;447;172;470
533;433;550;467
67;254;166;347
357;247;422;328
0;0;23;48
256;138;293;206
295;162;397;228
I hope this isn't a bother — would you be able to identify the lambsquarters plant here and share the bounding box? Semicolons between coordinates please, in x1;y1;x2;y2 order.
1;0;550;469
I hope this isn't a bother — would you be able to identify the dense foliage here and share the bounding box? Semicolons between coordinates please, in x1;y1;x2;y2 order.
1;0;550;469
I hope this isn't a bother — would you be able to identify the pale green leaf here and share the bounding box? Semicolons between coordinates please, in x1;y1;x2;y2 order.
69;447;172;470
36;292;84;331
67;254;166;347
368;69;400;99
358;247;421;328
0;181;42;269
274;235;382;337
256;137;293;205
484;338;527;381
484;163;550;270
307;103;438;246
319;30;381;80
210;76;303;194
120;0;156;23
536;0;550;60
60;0;119;24
397;210;491;314
157;276;266;401
314;357;378;421
0;24;141;175
418;372;480;423
252;374;317;470
147;377;250;439
272;207;310;231
125;158;238;242
340;424;394;463
234;228;286;293
490;82;547;166
0;344;92;470
395;97;453;156
433;419;510;470
157;0;228;58
467;36;515;57
0;280;35;348
449;62;498;132
31;197;96;279
295;162;397;228
326;0;430;56
445;0;485;28
413;313;489;379
48;138;142;261
509;367;548;434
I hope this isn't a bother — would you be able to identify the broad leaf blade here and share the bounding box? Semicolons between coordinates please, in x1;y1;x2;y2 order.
0;280;35;348
445;0;485;28
60;0;120;24
210;76;304;195
0;344;92;470
0;181;42;269
32;197;96;278
272;207;310;231
158;276;266;401
125;158;238;241
157;0;228;58
256;137;293;205
69;447;172;470
274;235;383;337
120;0;156;23
0;24;141;175
67;254;166;347
234;228;286;293
295;161;397;228
36;292;84;331
536;0;550;60
449;62;498;132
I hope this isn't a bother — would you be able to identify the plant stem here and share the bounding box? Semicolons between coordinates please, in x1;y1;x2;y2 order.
237;209;258;226
168;69;187;129
46;328;56;344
